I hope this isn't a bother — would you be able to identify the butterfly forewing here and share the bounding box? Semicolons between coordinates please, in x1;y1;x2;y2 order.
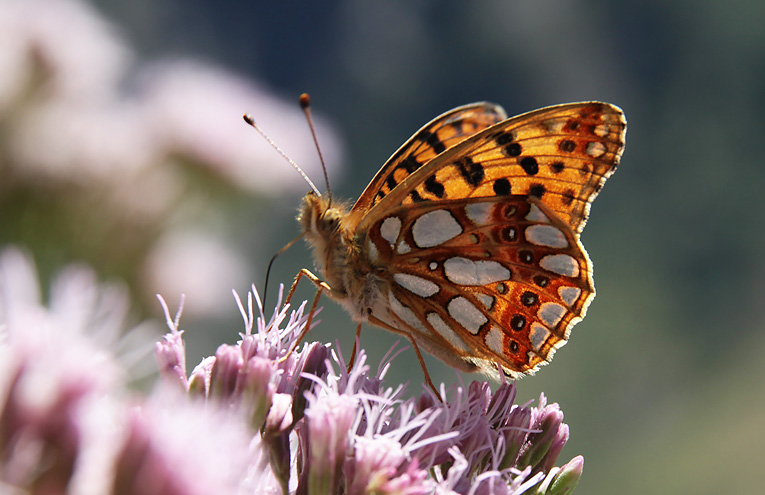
350;103;507;223
364;195;593;377
359;102;626;235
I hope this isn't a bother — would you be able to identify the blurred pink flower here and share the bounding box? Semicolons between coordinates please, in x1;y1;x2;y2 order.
138;60;344;194
0;0;347;321
143;230;250;318
112;394;251;495
0;0;130;107
0;248;257;494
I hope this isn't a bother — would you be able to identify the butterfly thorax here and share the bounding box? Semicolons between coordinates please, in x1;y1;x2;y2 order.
298;191;388;321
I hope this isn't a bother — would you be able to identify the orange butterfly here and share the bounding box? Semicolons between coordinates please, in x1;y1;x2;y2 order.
263;98;626;388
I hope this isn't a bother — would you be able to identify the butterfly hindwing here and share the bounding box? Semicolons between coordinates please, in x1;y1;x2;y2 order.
363;195;594;377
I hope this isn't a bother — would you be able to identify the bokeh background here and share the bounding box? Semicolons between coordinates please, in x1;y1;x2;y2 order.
2;1;763;493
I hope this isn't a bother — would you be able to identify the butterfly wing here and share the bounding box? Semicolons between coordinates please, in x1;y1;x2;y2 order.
354;102;625;376
363;195;592;377
358;102;626;235
350;102;507;222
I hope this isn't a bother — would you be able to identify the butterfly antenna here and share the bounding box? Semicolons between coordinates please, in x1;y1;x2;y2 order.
299;93;332;206
242;113;322;197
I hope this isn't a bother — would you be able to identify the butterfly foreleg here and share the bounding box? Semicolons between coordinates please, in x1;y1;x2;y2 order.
280;268;339;362
280;268;350;362
286;269;365;372
285;268;334;308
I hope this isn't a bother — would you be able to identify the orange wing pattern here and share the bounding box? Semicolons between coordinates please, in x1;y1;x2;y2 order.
296;100;626;382
350;103;507;224
354;102;625;377
361;102;626;235
363;195;593;377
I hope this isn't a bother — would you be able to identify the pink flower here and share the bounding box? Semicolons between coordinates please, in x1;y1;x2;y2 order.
0;248;252;494
0;248;585;494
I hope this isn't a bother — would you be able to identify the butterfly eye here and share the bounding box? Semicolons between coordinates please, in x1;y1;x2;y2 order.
319;211;342;235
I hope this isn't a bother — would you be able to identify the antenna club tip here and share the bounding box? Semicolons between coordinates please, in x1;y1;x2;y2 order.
243;114;255;125
299;93;311;109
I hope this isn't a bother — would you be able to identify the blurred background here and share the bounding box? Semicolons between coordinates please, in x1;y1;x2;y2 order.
1;0;763;493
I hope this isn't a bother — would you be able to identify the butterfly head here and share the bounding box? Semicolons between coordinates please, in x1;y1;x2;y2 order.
298;191;343;237
297;191;356;296
298;191;353;263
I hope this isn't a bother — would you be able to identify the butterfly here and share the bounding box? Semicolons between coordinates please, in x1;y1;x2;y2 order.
290;98;626;385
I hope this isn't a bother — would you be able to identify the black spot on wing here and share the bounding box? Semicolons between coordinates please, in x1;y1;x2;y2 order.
399;155;421;173
562;188;576;206
456;157;485;186
521;291;538;307
493;178;512;196
529;184;546;198
424;175;446;198
385;173;398;191
559;140;576;153
504;143;522;157
520;156;539;175
416;130;446;154
409;190;426;202
511;314;526;331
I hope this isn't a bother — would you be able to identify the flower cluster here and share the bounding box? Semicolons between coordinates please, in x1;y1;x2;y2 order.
0;247;583;494
0;248;251;494
157;291;584;495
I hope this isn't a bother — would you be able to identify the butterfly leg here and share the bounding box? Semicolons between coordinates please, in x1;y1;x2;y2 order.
346;322;363;372
281;268;343;362
407;336;441;400
367;315;441;400
285;268;333;308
